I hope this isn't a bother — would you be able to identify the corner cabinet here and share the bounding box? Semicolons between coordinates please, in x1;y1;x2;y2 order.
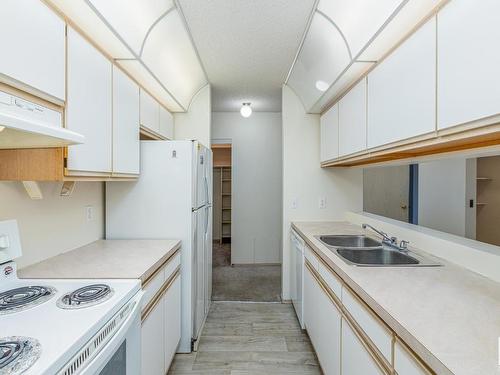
140;89;174;140
66;27;113;176
367;17;436;148
0;0;65;102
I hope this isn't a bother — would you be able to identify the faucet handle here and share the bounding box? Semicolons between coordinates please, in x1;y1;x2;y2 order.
390;236;398;244
400;240;410;250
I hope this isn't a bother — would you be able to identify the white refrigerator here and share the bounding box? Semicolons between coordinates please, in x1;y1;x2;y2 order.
106;140;213;353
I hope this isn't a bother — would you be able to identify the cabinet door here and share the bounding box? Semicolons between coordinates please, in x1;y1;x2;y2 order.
164;276;181;371
339;78;367;156
303;265;316;335
320;103;339;162
142;297;166;375
0;0;65;101
367;17;436;148
394;340;431;375
112;66;140;175
66;28;112;173
140;88;160;133
342;318;386;375
159;106;174;140
304;266;341;375
438;0;500;130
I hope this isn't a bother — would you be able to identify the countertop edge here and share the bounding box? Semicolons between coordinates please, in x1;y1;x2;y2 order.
291;222;453;375
140;241;181;284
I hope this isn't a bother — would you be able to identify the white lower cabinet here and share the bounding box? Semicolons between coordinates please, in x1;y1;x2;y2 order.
304;265;341;375
341;318;386;375
394;340;431;375
141;257;181;375
164;276;181;370
141;294;165;375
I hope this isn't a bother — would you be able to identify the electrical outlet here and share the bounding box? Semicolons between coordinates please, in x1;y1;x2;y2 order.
291;198;298;209
319;197;327;209
85;206;93;222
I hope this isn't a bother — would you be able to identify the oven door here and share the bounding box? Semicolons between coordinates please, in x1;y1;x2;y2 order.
80;292;143;375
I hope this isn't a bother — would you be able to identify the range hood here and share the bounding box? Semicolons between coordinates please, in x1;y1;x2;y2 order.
0;90;84;149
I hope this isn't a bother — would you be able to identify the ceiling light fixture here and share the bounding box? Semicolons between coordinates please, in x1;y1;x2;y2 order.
240;102;252;118
315;80;329;92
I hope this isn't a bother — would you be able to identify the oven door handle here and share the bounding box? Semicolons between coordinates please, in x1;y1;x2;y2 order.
79;291;144;375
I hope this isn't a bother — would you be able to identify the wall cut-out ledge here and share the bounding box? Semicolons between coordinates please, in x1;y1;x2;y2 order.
322;119;500;168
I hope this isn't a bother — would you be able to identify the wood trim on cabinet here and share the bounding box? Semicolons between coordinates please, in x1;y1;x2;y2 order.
141;267;180;323
394;337;436;375
305;260;392;375
142;247;181;288
305;257;394;374
0;148;65;181
322;115;500;167
140;126;166;141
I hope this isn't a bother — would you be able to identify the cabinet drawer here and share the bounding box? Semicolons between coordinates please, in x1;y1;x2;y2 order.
164;253;181;280
342;288;393;363
142;268;165;309
142;252;180;309
318;261;342;301
304;246;319;270
394;339;433;375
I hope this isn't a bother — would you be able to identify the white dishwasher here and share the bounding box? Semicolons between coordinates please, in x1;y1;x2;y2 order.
290;229;305;328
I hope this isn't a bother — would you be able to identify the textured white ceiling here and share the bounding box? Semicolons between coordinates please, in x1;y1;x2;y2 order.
178;0;316;112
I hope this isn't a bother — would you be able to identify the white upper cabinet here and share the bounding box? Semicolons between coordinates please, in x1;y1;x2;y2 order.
159;106;174;140
287;0;443;113
320;104;339;162
367;17;436;148
0;0;65;101
437;0;500;130
113;66;140;175
140;88;160;134
339;78;367;156
66;28;112;174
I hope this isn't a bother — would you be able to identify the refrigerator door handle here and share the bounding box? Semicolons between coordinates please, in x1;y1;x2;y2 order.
204;206;209;235
204;176;209;205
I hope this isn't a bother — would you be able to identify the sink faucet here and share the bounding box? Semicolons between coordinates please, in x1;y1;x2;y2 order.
361;223;409;252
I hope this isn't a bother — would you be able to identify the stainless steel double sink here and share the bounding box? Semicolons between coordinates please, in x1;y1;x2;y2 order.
315;235;441;267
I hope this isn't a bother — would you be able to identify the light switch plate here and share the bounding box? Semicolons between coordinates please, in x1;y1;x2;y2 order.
0;220;22;263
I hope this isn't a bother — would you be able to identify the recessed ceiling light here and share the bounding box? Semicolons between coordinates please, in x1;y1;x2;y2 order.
315;80;329;92
240;103;252;118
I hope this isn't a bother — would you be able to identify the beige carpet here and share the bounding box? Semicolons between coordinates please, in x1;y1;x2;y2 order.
212;243;281;302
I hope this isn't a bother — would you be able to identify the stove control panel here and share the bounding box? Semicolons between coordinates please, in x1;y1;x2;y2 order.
0;220;22;264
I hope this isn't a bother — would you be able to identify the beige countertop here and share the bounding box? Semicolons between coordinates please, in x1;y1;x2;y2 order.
18;239;181;284
292;221;500;375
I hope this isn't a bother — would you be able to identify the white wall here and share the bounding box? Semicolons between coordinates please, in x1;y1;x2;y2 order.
212;112;282;264
0;181;104;268
418;158;475;237
174;84;211;147
282;85;363;300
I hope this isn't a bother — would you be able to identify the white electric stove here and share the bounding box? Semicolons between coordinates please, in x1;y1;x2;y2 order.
0;220;143;375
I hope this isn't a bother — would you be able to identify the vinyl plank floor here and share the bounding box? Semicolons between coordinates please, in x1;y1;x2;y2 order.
167;302;322;375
